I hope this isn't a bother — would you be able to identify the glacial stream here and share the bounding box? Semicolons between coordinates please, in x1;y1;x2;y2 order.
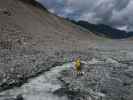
0;62;75;100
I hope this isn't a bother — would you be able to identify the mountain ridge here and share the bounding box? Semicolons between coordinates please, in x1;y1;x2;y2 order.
70;20;133;39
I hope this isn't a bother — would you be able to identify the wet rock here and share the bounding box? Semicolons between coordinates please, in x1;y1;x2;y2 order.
0;8;11;16
15;94;24;100
124;70;133;78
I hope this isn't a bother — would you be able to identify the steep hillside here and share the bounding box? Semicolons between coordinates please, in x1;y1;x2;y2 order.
0;0;97;91
0;0;98;50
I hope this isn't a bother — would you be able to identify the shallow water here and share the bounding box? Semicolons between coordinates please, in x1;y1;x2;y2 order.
0;62;75;100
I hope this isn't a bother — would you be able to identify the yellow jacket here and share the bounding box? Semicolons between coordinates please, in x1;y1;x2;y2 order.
75;58;81;72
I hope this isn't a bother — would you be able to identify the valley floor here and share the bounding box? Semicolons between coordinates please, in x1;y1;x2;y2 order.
0;48;133;100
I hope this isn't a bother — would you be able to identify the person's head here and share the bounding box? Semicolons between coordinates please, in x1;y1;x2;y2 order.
75;58;80;62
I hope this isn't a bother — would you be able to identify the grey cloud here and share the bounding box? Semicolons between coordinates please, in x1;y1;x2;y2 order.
38;0;133;31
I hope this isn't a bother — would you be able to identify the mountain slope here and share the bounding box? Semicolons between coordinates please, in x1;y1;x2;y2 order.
4;0;97;50
71;20;133;39
0;0;97;91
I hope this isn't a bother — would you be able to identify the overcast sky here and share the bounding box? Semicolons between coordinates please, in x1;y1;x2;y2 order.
37;0;133;31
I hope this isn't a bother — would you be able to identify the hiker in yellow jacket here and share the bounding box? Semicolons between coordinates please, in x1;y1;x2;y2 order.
75;58;81;74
